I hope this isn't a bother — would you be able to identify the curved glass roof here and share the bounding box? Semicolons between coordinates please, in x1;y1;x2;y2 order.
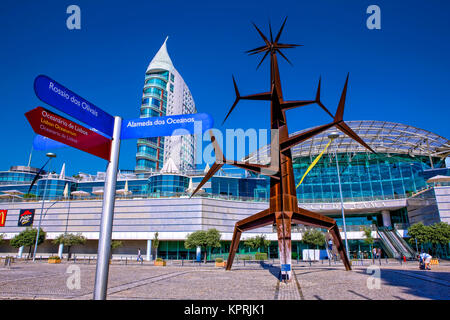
246;120;450;162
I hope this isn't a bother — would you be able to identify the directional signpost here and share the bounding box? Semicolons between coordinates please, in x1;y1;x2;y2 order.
34;75;115;137
25;107;111;160
26;74;214;300
30;75;118;300
121;113;214;139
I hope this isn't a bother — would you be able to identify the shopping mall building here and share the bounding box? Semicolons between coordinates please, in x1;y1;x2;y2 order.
0;40;449;261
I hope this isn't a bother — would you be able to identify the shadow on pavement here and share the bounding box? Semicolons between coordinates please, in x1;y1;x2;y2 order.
259;261;280;280
354;267;450;300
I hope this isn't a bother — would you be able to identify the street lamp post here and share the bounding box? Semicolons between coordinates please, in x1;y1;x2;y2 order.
328;132;350;260
32;152;56;262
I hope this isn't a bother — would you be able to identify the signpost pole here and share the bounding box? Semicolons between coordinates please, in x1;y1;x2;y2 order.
93;116;122;300
32;153;55;262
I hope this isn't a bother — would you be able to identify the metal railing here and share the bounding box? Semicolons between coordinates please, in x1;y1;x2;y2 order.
0;190;414;204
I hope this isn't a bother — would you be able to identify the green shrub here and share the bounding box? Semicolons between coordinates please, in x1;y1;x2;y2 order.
255;253;268;260
292;252;298;259
156;257;163;262
215;258;223;263
240;255;251;260
48;256;60;260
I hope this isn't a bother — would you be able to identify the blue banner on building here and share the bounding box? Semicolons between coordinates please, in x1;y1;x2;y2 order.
120;113;214;139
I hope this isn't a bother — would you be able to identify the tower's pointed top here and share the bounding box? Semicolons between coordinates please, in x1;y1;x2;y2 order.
59;163;66;179
147;36;174;72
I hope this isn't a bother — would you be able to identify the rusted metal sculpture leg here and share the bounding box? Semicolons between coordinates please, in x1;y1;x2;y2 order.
275;212;292;280
226;208;274;271
292;208;351;271
226;226;242;270
329;223;352;270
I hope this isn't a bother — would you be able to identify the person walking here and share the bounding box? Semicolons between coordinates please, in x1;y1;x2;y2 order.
137;248;143;262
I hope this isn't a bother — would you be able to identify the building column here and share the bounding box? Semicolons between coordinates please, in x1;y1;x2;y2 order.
17;246;24;258
382;210;392;227
196;246;201;262
58;244;64;258
146;239;152;261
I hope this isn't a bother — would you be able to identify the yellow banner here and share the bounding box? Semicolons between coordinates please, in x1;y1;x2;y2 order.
296;140;332;189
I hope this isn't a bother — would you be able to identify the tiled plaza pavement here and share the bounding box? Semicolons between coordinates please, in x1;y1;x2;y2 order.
0;260;449;300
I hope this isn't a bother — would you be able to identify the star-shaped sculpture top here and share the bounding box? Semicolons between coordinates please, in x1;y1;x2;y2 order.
246;17;301;69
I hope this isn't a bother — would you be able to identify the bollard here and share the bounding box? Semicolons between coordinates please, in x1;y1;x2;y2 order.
182;259;184;267
125;257;128;265
88;256;91;264
385;257;388;264
244;259;245;267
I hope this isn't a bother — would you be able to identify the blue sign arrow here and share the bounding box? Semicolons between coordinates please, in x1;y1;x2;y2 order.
120;113;214;139
34;75;115;137
33;135;67;150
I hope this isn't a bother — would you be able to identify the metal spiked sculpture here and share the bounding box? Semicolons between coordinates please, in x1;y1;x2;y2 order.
191;18;375;280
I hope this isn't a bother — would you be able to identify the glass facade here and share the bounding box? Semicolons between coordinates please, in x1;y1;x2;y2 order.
0;171;37;184
36;179;75;199
294;153;438;202
0;167;44;196
136;70;168;171
148;174;189;196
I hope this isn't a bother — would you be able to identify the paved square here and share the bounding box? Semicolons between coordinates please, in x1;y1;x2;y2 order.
0;259;448;300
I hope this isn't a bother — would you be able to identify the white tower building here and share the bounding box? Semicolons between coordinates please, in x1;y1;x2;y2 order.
136;37;197;172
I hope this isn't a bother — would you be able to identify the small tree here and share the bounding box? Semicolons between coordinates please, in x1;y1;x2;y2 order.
429;222;450;245
110;240;123;259
244;235;270;253
152;232;160;259
52;233;86;260
363;227;375;258
302;229;326;249
407;222;450;255
407;223;430;246
185;228;221;263
10;227;46;259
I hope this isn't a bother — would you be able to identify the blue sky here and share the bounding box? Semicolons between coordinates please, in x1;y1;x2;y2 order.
0;0;449;175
